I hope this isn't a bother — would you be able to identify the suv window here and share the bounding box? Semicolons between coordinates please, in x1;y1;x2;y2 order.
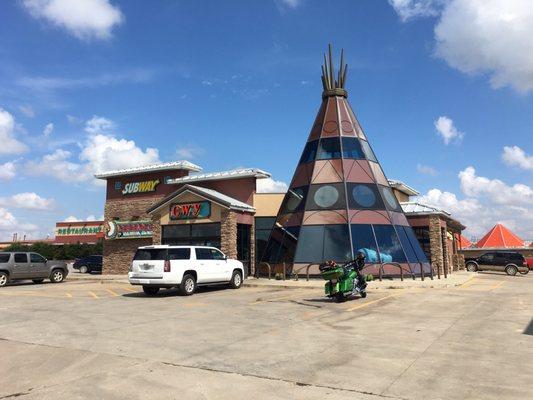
195;248;213;260
14;253;28;263
30;253;46;263
508;253;524;261
479;253;495;262
133;249;167;261
168;248;191;260
210;249;226;260
0;253;10;263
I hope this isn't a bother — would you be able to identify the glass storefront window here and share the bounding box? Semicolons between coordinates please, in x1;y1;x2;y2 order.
293;225;324;263
283;187;307;213
299;140;318;164
373;225;407;263
395;225;418;263
162;225;189;238
350;224;380;263
360;140;377;162
306;184;345;210
191;223;220;237
341;137;365;159
316;137;341;160
323;225;352;261
404;226;429;263
347;183;384;210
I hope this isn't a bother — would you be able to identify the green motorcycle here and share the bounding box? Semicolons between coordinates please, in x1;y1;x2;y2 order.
319;260;367;302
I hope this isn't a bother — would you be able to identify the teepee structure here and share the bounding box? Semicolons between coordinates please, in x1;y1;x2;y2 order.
261;45;431;277
475;224;524;248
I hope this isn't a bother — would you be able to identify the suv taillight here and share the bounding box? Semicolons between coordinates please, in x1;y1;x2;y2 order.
164;260;171;272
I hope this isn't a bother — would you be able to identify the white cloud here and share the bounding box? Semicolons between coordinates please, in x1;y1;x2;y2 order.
176;145;204;159
22;0;124;41
417;163;437;176
391;0;533;93
67;114;82;124
0;207;39;241
26;149;92;183
62;214;102;222
388;0;442;21
420;166;533;239
434;115;464;145
0;108;28;155
459;166;532;206
63;215;80;222
0;162;16;181
502;145;533;170
256;178;288;193
0;192;55;210
280;0;301;8
84;115;114;134
26;116;160;185
18;105;35;118
43;122;54;137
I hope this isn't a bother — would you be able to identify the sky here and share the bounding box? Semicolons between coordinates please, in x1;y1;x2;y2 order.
0;0;532;242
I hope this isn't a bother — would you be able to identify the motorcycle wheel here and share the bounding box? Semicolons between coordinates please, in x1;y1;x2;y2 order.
335;292;345;303
361;291;367;298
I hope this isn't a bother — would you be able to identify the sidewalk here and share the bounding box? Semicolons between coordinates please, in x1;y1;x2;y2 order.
67;270;474;289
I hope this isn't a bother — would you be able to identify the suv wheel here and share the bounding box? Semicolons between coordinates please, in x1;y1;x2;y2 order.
180;274;196;296
229;271;242;289
466;263;477;272
505;265;518;276
50;269;65;283
79;265;88;274
142;286;160;296
0;272;8;287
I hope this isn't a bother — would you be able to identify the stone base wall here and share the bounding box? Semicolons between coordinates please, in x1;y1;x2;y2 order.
429;216;444;276
453;254;465;271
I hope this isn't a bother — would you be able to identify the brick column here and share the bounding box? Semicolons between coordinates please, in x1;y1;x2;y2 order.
151;216;162;245
220;209;237;259
429;216;444;276
441;227;450;275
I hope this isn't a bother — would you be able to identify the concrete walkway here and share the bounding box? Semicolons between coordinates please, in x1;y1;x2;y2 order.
67;270;474;290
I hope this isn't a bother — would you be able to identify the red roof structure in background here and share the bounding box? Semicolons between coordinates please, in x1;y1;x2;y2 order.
475;224;524;248
457;234;472;249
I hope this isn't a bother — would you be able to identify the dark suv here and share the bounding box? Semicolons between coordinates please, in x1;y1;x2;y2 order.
465;251;529;276
73;255;103;274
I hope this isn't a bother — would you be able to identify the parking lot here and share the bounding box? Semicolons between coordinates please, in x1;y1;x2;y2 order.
1;272;532;400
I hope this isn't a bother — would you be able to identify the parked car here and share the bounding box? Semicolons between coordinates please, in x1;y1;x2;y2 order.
73;255;103;274
465;251;529;276
129;245;244;296
0;252;68;287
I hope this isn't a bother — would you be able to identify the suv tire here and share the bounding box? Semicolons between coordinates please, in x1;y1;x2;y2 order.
466;263;477;272
50;269;65;283
32;279;44;284
143;286;160;296
180;274;196;296
229;271;242;289
0;272;8;287
505;265;518;276
79;265;88;274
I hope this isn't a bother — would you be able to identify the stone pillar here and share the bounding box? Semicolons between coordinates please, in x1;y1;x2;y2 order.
220;209;237;259
151;217;161;245
441;227;450;275
429;216;444;277
453;254;465;271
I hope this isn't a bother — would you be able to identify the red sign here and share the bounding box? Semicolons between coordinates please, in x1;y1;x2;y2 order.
170;201;210;220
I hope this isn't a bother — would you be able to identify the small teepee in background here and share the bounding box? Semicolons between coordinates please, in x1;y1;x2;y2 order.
475;224;524;248
261;45;431;277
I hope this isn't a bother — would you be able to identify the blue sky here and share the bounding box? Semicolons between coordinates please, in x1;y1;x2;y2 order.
0;0;532;241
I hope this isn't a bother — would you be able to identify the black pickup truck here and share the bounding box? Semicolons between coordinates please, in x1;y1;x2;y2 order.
465;251;529;276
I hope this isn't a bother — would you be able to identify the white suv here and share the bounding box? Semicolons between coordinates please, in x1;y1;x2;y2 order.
129;245;245;296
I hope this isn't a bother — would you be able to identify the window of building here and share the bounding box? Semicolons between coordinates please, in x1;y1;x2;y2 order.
402;226;429;263
350;224;380;263
255;217;276;262
341;137;365;159
299;140;318;164
373;225;407;263
347;183;384;210
412;227;431;261
306;184;345;210
360;140;377;162
323;225;351;261
168;248;191;260
379;186;401;211
395;226;419;263
282;187;307;213
293;224;351;263
164;176;172;184
191;223;220;238
162;223;221;248
316;137;342;160
237;223;251;264
114;181;122;190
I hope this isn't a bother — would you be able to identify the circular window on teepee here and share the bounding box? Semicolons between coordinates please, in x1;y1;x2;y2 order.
352;185;376;207
313;185;339;208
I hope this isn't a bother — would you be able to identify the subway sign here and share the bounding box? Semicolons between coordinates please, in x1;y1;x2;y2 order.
170;201;211;220
121;179;160;195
